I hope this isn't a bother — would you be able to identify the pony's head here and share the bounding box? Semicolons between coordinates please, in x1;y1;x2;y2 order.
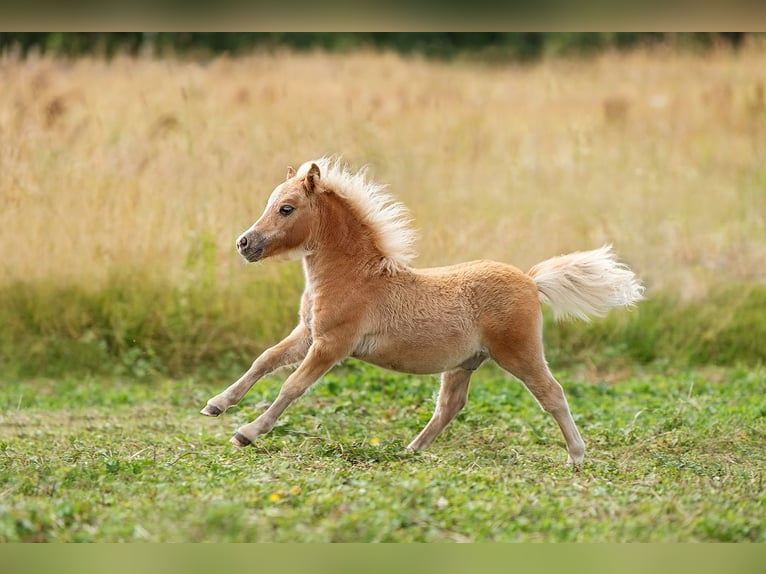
236;163;322;263
237;157;417;273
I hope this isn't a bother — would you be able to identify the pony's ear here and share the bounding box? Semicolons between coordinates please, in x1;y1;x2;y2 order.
286;166;296;180
304;163;321;194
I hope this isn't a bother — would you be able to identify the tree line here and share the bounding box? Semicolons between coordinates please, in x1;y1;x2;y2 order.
0;32;750;61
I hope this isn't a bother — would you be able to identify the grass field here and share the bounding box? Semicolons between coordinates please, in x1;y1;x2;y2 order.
2;46;766;289
1;45;765;542
2;45;766;378
0;362;764;542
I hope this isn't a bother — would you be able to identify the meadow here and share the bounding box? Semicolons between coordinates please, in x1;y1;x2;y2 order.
1;362;764;542
0;44;764;541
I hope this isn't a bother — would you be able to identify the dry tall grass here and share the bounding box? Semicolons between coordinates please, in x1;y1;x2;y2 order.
2;46;765;298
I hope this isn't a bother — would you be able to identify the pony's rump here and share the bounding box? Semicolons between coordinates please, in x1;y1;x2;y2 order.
528;244;644;322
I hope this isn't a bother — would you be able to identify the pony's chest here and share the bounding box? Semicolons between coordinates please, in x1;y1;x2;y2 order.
300;292;315;333
299;283;372;336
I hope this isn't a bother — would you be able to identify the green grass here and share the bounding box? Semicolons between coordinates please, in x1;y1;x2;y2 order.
1;361;763;542
1;275;765;381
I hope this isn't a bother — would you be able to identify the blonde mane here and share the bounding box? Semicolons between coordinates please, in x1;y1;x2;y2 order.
296;158;418;274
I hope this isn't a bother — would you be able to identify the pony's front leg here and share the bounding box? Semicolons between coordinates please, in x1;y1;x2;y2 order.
231;339;349;447
201;324;311;417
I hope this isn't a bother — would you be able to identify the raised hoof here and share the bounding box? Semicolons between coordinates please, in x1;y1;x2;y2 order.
200;404;223;417
230;432;252;448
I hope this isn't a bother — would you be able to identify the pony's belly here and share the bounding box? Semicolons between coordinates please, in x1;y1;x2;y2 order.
356;354;459;375
359;355;451;375
352;337;480;375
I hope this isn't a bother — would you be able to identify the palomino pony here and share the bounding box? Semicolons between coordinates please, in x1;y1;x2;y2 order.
201;158;644;464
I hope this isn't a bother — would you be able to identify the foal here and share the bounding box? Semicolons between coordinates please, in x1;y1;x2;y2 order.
201;158;644;464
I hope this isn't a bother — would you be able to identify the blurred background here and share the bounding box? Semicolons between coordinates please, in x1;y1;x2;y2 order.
1;32;765;379
0;32;750;60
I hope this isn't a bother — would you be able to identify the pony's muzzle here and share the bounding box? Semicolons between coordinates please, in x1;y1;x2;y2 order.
236;231;266;262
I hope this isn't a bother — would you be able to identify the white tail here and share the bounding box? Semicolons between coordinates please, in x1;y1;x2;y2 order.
528;245;645;322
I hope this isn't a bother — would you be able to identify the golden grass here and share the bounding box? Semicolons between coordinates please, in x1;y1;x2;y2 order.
2;46;765;298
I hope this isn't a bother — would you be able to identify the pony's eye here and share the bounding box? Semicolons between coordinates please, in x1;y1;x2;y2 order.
279;205;295;216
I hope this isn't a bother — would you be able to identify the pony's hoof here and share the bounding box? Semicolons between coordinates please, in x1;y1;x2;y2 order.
200;404;223;417
567;454;584;467
231;432;252;447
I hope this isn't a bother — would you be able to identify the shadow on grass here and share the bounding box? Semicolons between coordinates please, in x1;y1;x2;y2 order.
246;430;417;464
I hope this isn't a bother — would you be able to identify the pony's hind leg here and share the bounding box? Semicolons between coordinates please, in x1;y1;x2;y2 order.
201;324;311;417
407;368;473;451
515;366;585;465
489;320;585;464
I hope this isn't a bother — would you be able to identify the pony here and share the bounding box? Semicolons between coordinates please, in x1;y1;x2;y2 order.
201;158;644;464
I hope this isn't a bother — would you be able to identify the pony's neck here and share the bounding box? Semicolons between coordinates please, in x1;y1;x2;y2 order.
303;192;386;285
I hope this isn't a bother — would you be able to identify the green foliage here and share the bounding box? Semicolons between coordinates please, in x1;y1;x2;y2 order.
543;285;766;369
0;33;751;61
1;274;763;380
0;266;304;381
0;364;763;541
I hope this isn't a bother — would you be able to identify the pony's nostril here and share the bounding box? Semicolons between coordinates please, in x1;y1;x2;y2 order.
237;236;248;250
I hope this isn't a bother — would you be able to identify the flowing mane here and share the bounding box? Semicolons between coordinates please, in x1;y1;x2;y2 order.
295;158;418;274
